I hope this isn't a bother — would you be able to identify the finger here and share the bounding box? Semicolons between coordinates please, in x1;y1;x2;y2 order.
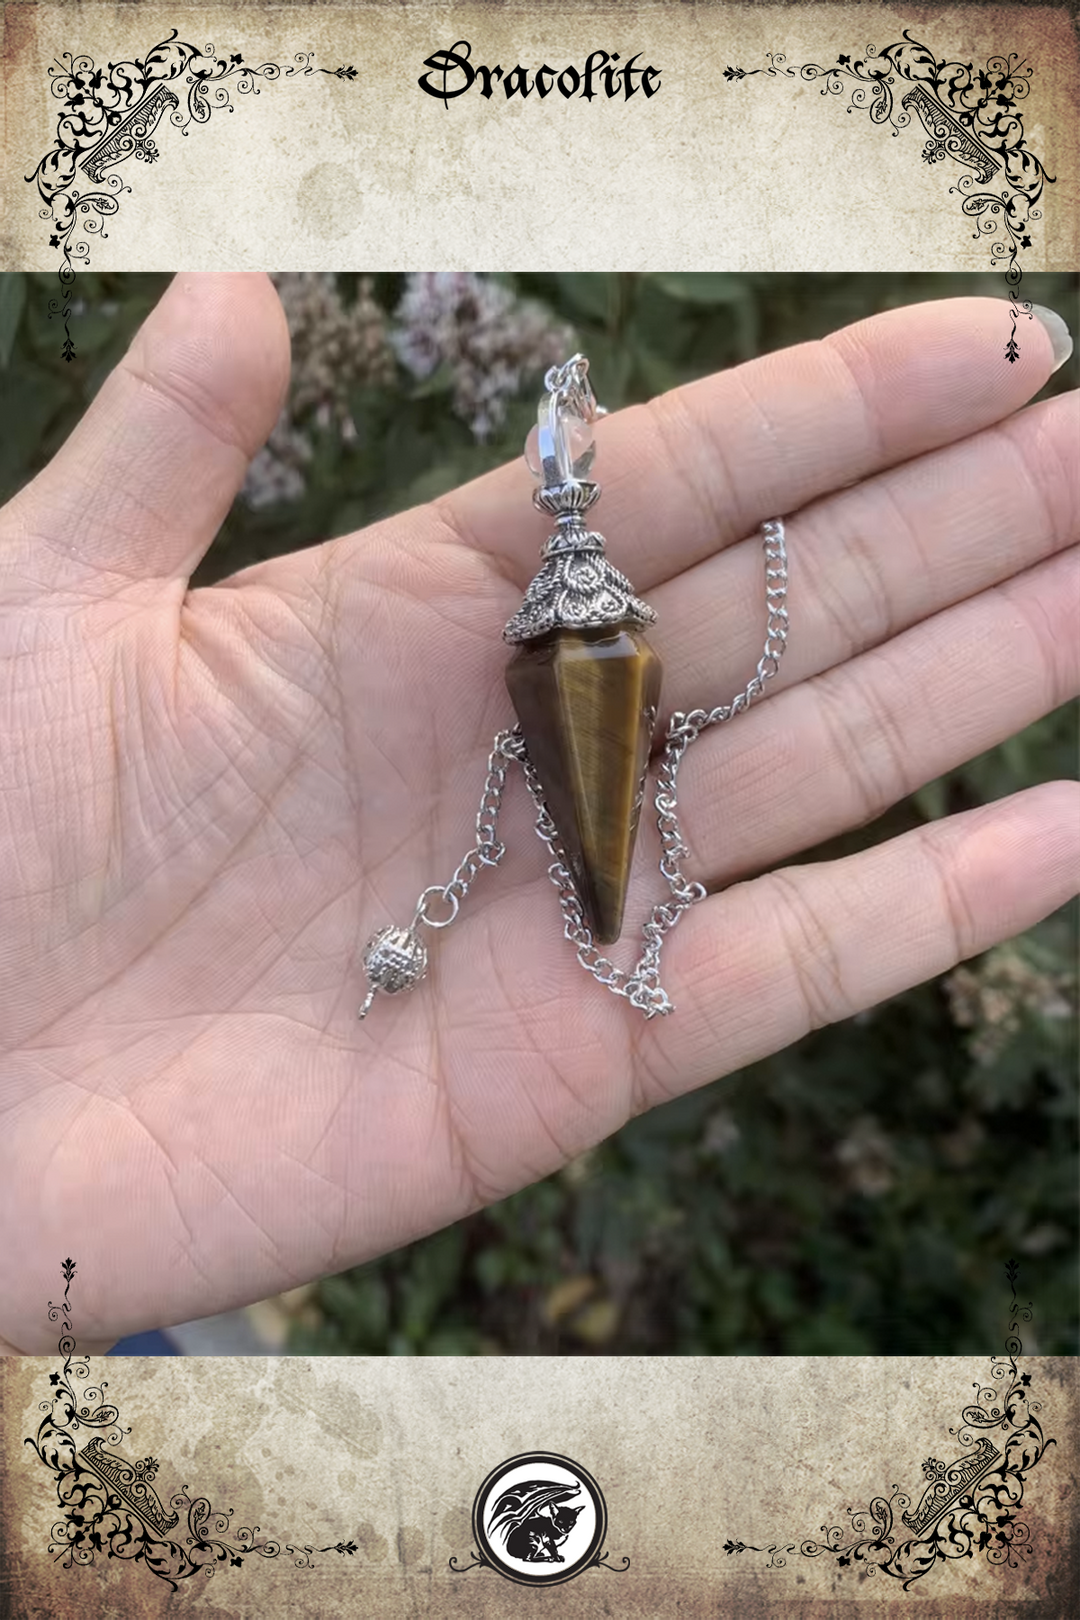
437;298;1062;592
677;545;1079;888
651;388;1079;715
637;782;1080;1107
2;273;289;594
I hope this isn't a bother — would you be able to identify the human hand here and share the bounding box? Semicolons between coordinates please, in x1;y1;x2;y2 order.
1;275;1076;1351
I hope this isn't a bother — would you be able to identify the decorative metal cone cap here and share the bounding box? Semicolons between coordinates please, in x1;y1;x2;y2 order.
503;550;656;644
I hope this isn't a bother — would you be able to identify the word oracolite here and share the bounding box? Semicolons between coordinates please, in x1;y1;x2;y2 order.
418;42;662;105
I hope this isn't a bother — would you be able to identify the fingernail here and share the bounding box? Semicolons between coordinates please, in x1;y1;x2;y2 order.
1029;304;1073;372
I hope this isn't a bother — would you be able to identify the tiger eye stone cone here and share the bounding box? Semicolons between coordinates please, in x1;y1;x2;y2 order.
506;623;663;944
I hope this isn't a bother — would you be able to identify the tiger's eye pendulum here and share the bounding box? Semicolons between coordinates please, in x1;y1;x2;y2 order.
357;355;790;1021
503;365;662;943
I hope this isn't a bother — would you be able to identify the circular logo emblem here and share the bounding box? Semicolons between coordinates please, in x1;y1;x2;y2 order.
471;1452;607;1585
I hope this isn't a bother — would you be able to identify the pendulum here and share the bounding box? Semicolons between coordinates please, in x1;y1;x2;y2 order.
356;357;790;1019
503;363;662;944
357;355;790;1021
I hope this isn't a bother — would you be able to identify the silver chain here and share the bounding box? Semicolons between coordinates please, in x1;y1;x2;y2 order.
358;356;789;1021
407;737;512;932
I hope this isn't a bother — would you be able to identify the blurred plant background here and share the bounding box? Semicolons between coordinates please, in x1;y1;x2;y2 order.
2;269;1076;1355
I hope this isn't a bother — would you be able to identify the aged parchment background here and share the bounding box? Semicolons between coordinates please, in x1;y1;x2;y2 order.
2;2;1077;271
1;1;1078;1616
3;1353;1078;1616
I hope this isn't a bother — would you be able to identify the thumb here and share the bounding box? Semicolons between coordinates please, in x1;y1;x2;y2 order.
2;273;290;593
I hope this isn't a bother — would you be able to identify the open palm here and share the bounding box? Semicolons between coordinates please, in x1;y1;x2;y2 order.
2;275;1076;1352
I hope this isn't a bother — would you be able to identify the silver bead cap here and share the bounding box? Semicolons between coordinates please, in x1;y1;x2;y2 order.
505;361;657;645
533;481;601;518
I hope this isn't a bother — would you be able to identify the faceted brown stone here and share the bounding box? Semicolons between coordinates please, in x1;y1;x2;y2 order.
506;623;663;944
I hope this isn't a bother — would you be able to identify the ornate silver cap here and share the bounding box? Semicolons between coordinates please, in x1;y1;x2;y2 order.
503;547;657;643
503;357;657;644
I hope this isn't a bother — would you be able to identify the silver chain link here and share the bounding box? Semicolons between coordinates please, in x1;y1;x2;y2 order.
408;736;512;932
401;518;788;1019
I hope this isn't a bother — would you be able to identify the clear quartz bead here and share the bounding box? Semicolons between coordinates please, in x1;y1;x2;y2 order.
525;399;595;485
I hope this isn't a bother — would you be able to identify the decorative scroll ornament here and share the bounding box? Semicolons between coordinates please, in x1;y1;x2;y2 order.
79;84;180;183
77;1438;179;1536
725;1261;1056;1592
25;1260;360;1592
25;30;358;360
901;1436;1001;1536
723;31;1055;359
901;83;999;183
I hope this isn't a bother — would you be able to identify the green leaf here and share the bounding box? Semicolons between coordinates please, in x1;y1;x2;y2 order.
328;499;371;540
631;343;682;398
652;273;751;306
581;332;633;408
913;776;948;821
399;1226;465;1341
0;274;26;368
318;1271;390;1347
0;362;69;498
422;1328;484;1355
408;360;456;400
397;456;484;510
555;273;619;322
755;1267;799;1324
64;308;116;358
475;1246;509;1293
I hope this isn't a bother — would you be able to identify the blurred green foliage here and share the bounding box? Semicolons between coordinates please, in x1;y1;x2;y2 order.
2;269;1076;1354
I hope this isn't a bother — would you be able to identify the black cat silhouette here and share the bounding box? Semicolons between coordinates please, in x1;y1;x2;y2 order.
487;1479;585;1564
505;1501;583;1563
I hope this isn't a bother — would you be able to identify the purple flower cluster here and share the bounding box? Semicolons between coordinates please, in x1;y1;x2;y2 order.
392;272;574;439
243;273;392;509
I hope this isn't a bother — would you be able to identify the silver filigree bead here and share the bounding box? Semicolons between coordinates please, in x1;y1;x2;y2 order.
357;925;428;1018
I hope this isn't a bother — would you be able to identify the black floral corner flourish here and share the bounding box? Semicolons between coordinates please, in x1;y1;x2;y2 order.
724;31;1056;360
24;1260;360;1592
724;1261;1056;1592
24;31;358;361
